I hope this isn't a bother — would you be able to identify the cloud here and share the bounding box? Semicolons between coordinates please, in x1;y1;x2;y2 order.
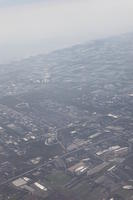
0;0;133;62
0;0;44;7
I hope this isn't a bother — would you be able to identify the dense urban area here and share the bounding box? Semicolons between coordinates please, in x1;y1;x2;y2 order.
0;33;133;200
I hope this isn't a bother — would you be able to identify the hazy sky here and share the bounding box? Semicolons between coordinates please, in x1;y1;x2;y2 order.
0;0;133;63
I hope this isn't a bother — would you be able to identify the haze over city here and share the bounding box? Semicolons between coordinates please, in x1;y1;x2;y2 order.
0;1;133;200
0;0;133;63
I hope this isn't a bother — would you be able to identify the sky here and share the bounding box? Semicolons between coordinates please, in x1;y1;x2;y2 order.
0;0;133;63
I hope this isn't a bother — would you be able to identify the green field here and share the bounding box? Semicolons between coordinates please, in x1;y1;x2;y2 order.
46;170;72;187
